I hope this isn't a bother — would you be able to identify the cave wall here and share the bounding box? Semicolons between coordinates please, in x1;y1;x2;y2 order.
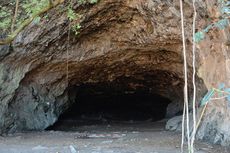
0;0;229;146
0;0;187;133
194;0;230;146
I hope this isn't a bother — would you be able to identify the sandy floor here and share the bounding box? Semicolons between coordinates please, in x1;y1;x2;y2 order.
0;121;229;153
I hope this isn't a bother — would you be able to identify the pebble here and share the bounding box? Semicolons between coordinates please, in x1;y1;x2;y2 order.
32;145;48;150
69;145;78;153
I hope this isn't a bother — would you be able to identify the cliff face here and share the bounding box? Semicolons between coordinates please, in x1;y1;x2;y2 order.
0;0;229;146
195;0;230;146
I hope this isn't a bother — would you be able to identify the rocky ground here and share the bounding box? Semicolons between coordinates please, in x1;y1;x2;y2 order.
0;120;229;153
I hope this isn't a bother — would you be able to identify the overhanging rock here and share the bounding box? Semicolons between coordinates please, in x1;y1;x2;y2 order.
0;0;229;146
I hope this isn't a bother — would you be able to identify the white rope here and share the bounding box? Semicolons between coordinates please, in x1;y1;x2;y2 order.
67;24;70;86
67;0;73;87
181;102;186;153
179;0;191;152
190;0;197;152
211;96;228;100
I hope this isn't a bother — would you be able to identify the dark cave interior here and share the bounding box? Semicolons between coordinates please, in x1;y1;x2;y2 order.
48;83;172;130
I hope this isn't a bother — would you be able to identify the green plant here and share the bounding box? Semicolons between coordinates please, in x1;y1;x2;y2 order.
89;0;98;4
0;0;50;32
77;0;98;5
72;23;81;35
0;0;64;45
22;0;50;16
195;0;230;43
33;16;41;25
0;0;99;44
67;7;78;21
0;6;12;32
67;7;82;35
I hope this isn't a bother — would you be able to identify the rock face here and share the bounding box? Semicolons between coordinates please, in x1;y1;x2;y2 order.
0;0;229;146
165;0;230;146
192;0;230;146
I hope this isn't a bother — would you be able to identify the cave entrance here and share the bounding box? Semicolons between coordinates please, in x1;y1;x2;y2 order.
48;83;173;131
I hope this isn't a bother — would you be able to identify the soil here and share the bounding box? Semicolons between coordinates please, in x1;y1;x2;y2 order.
0;120;229;153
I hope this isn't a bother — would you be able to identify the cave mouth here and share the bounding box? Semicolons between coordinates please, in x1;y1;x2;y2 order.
47;83;173;131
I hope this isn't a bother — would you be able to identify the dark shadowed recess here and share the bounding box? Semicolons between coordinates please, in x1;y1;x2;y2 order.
47;83;172;131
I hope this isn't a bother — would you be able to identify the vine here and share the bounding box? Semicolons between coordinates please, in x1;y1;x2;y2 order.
0;0;65;45
193;83;230;138
195;0;230;42
0;0;99;45
200;83;230;106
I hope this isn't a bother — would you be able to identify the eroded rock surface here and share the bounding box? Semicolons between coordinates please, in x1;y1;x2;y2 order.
0;0;229;146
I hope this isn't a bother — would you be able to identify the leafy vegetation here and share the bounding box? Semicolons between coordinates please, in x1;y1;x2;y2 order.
0;0;99;45
0;5;13;32
67;6;82;35
22;0;50;16
0;0;50;33
68;0;98;35
195;0;230;43
77;0;98;4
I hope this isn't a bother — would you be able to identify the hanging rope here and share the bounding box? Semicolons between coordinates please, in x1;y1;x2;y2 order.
67;0;74;88
181;101;186;153
179;0;191;152
190;0;197;152
67;25;70;87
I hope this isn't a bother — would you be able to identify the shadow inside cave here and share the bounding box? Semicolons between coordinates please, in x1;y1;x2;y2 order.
47;85;172;131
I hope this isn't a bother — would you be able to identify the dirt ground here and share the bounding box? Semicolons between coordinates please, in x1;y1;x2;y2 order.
0;120;229;153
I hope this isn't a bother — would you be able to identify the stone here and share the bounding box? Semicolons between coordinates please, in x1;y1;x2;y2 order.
0;0;229;147
166;102;184;118
69;145;77;153
32;145;48;150
0;44;10;60
0;0;196;134
165;115;182;132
